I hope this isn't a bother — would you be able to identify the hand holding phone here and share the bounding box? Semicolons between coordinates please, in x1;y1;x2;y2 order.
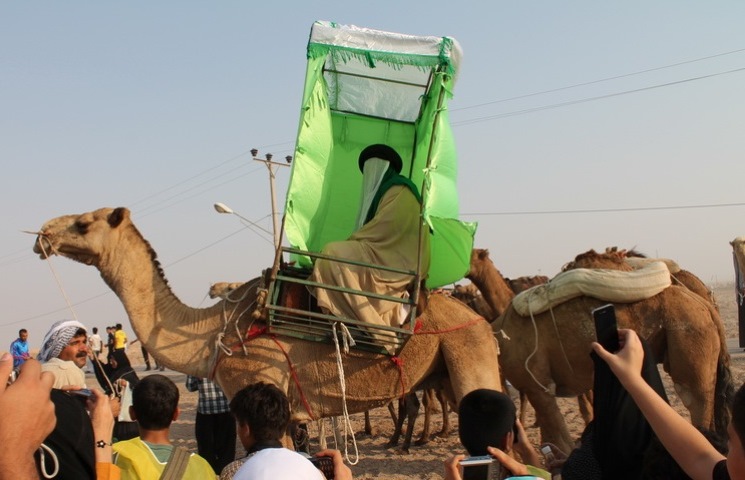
309;456;334;479
592;304;620;353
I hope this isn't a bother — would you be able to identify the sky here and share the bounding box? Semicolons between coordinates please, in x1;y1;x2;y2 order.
2;2;745;349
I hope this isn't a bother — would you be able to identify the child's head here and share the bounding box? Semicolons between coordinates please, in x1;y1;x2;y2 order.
131;374;179;430
458;388;516;455
230;382;289;445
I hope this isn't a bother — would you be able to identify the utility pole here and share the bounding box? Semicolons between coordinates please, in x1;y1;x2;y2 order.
251;148;291;249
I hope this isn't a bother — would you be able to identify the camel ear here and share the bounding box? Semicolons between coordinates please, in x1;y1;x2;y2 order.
108;207;130;228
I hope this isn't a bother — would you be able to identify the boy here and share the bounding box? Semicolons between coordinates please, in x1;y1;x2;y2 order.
113;374;215;479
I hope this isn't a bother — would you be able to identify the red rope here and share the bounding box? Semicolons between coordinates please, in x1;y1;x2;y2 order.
390;356;406;398
209;326;316;421
270;335;316;421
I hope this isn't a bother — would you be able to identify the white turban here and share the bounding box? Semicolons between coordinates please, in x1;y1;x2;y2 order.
38;319;87;362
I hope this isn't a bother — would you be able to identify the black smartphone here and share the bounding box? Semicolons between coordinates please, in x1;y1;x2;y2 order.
309;456;334;479
592;303;620;352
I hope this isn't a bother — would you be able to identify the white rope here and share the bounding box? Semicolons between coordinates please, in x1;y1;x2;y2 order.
331;322;359;465
38;443;59;479
38;240;78;321
523;289;551;394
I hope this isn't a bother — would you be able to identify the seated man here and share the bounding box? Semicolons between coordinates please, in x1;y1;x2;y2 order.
113;374;215;479
308;144;430;352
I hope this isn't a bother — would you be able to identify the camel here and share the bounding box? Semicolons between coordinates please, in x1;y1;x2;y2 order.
208;282;245;300
474;248;733;454
32;207;502;438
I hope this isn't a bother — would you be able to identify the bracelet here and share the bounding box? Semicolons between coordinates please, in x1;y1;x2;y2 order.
96;440;112;449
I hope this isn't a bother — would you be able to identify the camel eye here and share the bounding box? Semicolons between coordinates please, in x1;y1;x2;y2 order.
74;221;89;235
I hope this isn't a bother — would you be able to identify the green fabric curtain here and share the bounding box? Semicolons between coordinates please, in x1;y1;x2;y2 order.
283;21;475;288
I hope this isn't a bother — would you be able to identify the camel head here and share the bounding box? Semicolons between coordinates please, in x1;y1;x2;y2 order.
209;282;246;299
466;248;493;280
731;237;745;278
33;207;138;267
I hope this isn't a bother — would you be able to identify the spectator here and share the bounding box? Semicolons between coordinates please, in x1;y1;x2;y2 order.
88;327;103;360
443;389;550;480
92;350;140;441
38;319;89;389
220;382;351;480
113;323;127;352
113;374;215;479
9;328;31;371
130;338;164;371
593;329;744;480
186;376;236;474
0;353;56;479
106;326;115;356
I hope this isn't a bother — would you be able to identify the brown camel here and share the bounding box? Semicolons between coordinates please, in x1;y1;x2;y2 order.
460;250;593;427
32;207;502;431
479;248;733;453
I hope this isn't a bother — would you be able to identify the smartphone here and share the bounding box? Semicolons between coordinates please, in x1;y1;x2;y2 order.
461;456;504;480
309;456;334;479
592;303;620;352
68;388;93;397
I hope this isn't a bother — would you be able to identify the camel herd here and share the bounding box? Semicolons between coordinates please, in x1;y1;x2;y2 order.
31;207;738;456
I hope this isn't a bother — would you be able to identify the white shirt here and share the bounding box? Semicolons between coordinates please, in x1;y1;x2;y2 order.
41;357;87;389
233;448;324;480
89;333;102;351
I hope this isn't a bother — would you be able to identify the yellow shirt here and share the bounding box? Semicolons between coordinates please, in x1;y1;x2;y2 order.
114;330;127;350
113;438;215;480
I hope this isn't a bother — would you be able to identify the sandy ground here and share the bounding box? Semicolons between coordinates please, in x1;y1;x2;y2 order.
124;282;744;479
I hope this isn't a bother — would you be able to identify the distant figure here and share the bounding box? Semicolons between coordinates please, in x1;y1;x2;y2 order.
113;374;215;479
186;376;236;474
88;327;102;360
9;328;30;371
106;326;115;356
130;338;164;372
92;350;140;441
113;323;127;352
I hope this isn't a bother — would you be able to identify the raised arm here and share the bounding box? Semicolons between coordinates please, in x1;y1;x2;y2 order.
592;329;725;480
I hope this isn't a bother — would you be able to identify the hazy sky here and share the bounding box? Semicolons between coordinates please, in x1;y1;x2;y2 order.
3;2;745;349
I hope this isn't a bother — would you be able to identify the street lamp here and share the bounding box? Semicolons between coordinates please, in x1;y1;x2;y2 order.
251;149;291;249
213;202;274;244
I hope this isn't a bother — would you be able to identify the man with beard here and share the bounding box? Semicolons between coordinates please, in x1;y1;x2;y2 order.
38;319;90;389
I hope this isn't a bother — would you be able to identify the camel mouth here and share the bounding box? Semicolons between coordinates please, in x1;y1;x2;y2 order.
33;236;56;258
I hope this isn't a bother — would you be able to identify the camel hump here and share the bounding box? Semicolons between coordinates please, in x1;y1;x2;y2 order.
512;261;672;316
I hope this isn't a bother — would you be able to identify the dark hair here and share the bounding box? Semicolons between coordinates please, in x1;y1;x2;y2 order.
458;389;516;455
19;328;27;336
358;144;403;173
132;374;179;430
92;327;98;334
230;382;289;442
115;323;122;330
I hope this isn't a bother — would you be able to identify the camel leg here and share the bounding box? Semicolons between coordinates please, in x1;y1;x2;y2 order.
386;396;408;449
527;389;575;455
416;388;435;445
331;416;342;449
398;392;421;454
577;391;594;426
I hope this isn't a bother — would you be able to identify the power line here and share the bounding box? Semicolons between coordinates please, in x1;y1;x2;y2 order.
453;66;745;126
462;201;745;217
452;47;745;112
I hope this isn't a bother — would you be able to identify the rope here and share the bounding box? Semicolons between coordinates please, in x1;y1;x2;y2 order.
390;356;406;398
37;239;79;321
38;443;59;479
331;322;359;465
269;335;316;421
523;289;551;394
